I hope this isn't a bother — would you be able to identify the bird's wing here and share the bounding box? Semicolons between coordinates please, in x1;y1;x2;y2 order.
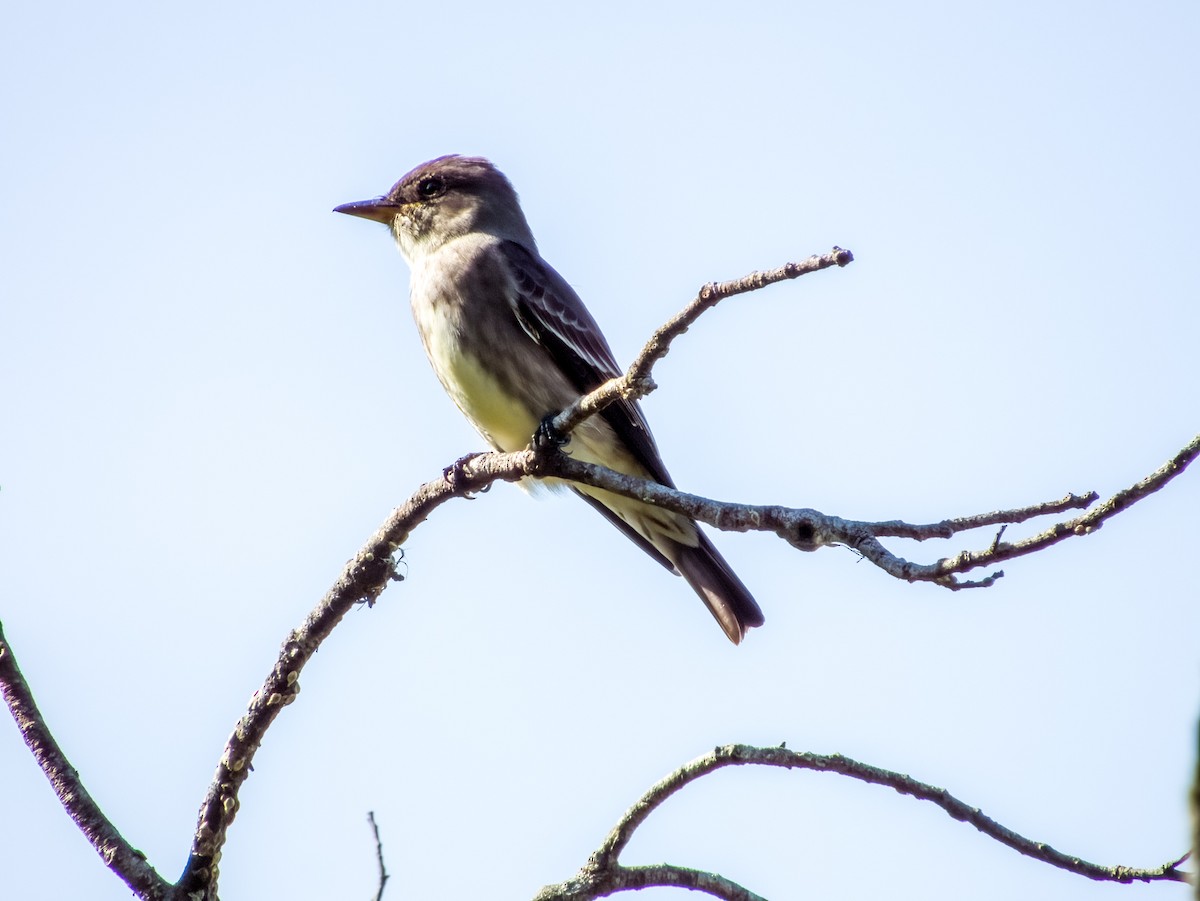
498;241;675;489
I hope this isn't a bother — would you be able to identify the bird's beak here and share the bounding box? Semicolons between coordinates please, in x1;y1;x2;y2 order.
333;197;399;224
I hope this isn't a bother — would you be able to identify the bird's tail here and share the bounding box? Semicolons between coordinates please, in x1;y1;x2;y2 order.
669;531;765;644
572;484;764;644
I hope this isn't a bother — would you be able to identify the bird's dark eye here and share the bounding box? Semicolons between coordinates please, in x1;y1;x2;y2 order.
417;176;446;199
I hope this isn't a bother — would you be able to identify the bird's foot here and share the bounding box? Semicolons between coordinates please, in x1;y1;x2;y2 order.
534;415;570;452
443;452;485;491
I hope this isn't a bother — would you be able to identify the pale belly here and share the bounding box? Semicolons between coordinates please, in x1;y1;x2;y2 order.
436;344;540;453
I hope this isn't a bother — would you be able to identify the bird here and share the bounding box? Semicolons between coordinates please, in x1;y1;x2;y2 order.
334;155;764;643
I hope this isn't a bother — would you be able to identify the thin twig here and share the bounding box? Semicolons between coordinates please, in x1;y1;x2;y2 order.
368;811;389;901
868;492;1099;540
927;433;1200;581
551;247;853;435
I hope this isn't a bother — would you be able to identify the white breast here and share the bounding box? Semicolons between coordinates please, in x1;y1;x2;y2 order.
408;240;539;453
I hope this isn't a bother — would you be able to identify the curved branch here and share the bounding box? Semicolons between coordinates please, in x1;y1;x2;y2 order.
535;744;1189;900
0;622;170;900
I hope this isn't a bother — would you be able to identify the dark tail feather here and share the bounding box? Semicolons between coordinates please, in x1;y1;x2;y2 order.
572;487;763;643
671;531;764;644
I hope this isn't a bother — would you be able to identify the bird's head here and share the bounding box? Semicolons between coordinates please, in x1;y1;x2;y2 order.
334;155;535;259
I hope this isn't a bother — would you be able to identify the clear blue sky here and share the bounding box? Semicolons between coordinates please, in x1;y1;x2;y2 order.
2;2;1197;899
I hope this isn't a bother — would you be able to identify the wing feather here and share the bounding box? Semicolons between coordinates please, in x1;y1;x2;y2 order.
498;241;674;488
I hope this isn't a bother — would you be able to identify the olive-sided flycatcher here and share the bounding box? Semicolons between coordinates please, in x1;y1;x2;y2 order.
335;155;764;643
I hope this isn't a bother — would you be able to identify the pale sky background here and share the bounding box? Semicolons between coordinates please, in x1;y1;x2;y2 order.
2;2;1198;899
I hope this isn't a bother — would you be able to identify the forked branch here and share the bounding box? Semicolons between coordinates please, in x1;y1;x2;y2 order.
533;744;1191;901
533;432;1198;589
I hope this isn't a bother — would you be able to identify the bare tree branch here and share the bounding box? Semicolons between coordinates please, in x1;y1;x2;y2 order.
531;432;1198;589
6;249;1193;899
534;744;1189;900
867;491;1100;540
0;621;171;901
